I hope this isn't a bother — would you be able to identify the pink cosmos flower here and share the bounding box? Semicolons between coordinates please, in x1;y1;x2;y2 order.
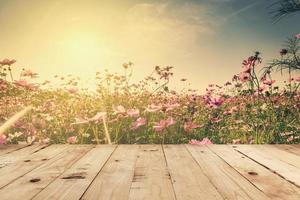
127;109;140;118
223;111;232;116
21;69;38;78
210;97;225;107
0;79;8;90
211;117;222;123
184;121;201;133
67;87;78;94
113;105;126;115
257;86;266;93
189;138;213;145
263;80;275;86
153;118;176;132
239;72;250;82
13;80;38;90
166;117;176;126
131;117;146;130
153;121;166;132
295;77;300;82
232;139;242;144
0;135;7;145
0;58;16;66
241;64;252;73
295;34;300;39
67;136;77;144
146;104;162;113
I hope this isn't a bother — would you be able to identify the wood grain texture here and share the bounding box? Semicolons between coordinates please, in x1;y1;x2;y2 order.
163;145;223;200
273;144;300;156
0;144;299;200
0;145;92;200
209;145;300;200
128;145;176;200
0;144;29;156
234;145;300;187
186;145;269;200
33;145;116;200
0;144;49;169
82;145;139;200
0;144;68;189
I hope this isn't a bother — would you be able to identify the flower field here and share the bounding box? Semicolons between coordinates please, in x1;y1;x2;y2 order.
1;35;300;145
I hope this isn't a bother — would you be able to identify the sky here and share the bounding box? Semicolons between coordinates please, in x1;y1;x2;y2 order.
0;0;299;92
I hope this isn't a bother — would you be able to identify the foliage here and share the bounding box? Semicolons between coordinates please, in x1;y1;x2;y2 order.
271;0;300;22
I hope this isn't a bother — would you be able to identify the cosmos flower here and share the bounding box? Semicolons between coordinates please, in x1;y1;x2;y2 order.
239;72;250;82
13;80;38;90
113;105;126;115
21;69;39;78
166;117;176;126
67;136;77;144
131;117;146;130
209;97;225;108
127;109;140;118
232;139;242;144
263;80;275;86
184;121;201;133
0;58;16;66
295;34;300;39
295;77;300;82
211;117;222;123
153;118;176;132
67;87;79;94
0;135;7;145
189;138;213;145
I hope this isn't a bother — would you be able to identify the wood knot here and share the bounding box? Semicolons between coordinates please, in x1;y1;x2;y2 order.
62;175;85;179
248;171;258;176
62;172;86;179
30;178;41;183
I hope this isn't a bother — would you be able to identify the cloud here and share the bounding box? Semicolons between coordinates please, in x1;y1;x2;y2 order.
122;1;219;49
223;1;262;21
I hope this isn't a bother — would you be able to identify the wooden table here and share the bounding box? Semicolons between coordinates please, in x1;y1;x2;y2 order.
0;144;299;200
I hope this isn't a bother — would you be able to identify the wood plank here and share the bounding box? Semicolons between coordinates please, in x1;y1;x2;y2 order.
0;144;29;156
128;145;176;200
0;144;68;189
0;145;93;200
272;145;300;156
209;145;300;200
0;144;49;169
186;145;269;200
234;145;300;187
247;145;300;170
82;145;139;200
163;145;223;200
32;145;116;200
